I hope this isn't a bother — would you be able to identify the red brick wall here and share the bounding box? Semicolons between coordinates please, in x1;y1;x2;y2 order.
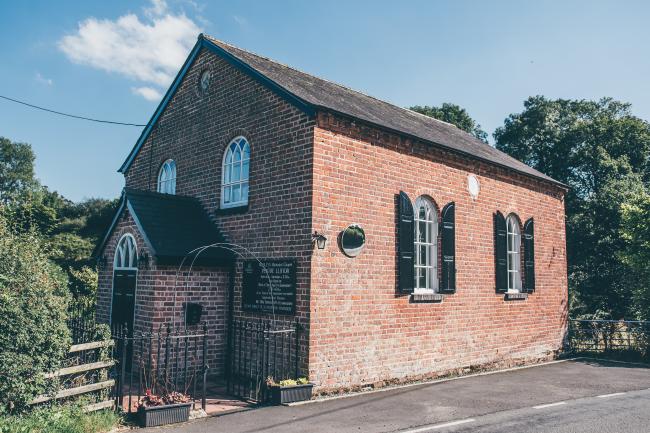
111;47;316;375
309;112;568;391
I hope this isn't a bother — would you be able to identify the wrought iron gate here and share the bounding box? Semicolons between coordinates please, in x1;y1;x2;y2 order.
226;318;302;402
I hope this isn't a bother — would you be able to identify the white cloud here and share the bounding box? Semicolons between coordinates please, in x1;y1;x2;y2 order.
58;0;201;100
145;0;168;18
233;15;248;27
35;72;53;86
132;86;163;101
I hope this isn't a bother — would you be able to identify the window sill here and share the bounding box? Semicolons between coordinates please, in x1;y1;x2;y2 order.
214;204;249;216
410;293;444;303
504;292;528;301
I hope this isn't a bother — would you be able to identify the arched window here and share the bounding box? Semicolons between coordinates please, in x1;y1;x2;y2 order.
506;214;522;292
221;137;250;208
414;196;438;293
114;234;138;269
157;159;176;194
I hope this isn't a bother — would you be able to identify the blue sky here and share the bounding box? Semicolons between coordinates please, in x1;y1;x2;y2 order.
1;0;649;201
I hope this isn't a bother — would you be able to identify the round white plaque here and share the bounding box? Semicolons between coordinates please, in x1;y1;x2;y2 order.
468;174;480;199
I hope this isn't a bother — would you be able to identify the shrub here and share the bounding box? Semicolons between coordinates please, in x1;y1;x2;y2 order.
0;214;71;414
0;404;119;433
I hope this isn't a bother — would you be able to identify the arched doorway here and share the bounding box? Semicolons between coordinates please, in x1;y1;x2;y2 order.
111;234;138;337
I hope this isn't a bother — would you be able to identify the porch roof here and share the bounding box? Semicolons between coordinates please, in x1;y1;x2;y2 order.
95;188;233;266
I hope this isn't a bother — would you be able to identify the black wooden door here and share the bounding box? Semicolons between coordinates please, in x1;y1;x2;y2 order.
111;269;137;367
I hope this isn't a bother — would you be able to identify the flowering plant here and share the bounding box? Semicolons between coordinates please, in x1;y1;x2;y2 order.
138;389;191;408
265;376;309;387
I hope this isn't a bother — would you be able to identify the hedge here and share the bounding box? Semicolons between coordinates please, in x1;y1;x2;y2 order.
0;213;71;414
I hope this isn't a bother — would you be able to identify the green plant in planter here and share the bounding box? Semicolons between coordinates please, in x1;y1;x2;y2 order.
266;376;313;405
266;377;309;387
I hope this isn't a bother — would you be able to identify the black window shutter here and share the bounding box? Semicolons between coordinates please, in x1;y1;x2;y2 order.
440;202;456;294
494;211;508;293
523;218;535;293
398;191;415;293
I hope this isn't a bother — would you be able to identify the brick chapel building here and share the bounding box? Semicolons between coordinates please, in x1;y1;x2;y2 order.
95;34;568;393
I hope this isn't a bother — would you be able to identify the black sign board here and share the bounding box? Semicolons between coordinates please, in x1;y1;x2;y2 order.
242;259;296;315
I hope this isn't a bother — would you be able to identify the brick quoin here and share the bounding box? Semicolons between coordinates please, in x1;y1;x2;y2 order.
96;39;568;394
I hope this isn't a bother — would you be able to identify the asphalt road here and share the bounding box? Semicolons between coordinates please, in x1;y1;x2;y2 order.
141;358;650;433
429;388;650;433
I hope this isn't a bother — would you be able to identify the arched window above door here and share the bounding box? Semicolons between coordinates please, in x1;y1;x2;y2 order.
114;234;138;269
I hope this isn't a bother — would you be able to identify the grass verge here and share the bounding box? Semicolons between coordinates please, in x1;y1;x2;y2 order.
0;404;120;433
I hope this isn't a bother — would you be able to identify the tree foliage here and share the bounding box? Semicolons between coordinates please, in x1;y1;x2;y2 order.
410;103;489;142
0;212;71;414
0;136;118;306
0;137;36;204
494;96;650;319
620;192;650;320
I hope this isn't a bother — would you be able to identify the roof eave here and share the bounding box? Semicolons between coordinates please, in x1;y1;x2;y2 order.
118;38;203;174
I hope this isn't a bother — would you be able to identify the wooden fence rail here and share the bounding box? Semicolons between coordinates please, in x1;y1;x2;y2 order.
30;339;115;412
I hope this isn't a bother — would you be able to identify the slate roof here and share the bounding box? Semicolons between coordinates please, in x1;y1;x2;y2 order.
95;188;233;265
203;35;562;187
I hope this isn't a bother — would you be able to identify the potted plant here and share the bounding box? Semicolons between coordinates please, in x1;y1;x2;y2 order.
137;389;192;427
266;377;313;405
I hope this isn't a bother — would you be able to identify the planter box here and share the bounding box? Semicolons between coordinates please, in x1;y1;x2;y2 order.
270;383;314;405
138;402;192;427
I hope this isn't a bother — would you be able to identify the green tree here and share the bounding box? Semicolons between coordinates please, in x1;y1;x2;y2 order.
0;211;71;414
49;197;118;304
494;96;650;319
620;191;650;321
409;103;489;142
0;137;37;203
1;136;119;305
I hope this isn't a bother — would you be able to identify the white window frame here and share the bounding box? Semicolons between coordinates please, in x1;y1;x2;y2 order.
221;136;250;209
414;196;439;293
114;234;138;269
506;214;522;293
157;159;176;195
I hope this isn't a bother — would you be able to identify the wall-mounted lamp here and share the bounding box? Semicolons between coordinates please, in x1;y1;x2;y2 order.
312;231;327;250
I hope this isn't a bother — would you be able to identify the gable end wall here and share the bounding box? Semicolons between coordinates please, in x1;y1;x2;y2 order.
115;47;316;375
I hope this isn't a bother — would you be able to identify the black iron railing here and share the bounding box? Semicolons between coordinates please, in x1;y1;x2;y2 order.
567;319;650;359
64;311;209;414
226;318;302;402
112;323;209;414
67;305;98;345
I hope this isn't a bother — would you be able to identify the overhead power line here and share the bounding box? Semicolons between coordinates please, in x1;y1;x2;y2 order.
0;94;146;127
